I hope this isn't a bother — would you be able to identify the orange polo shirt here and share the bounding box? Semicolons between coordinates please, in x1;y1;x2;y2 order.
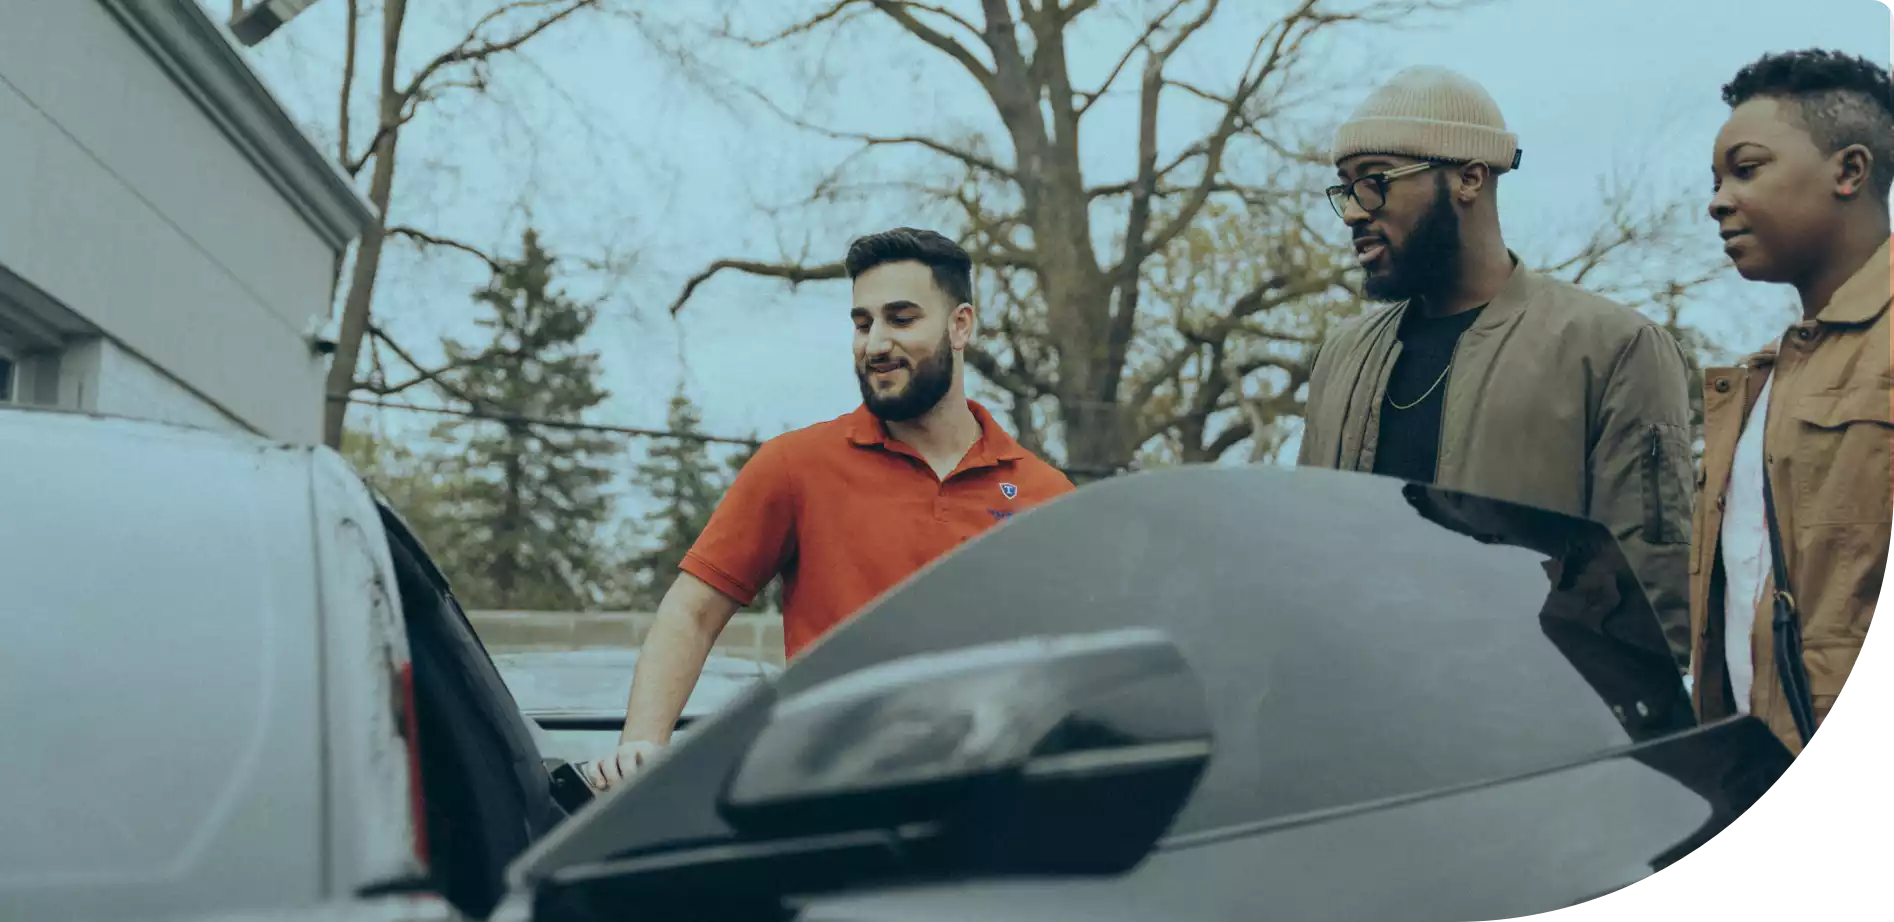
680;400;1075;658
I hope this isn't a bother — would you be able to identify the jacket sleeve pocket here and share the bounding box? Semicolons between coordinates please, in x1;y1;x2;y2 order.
1640;422;1694;545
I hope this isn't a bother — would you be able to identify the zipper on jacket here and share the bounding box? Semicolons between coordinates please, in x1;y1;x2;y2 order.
1433;335;1462;478
1357;337;1402;471
1644;425;1666;544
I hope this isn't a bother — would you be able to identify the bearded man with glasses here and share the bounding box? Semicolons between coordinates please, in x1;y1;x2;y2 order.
1297;66;1697;668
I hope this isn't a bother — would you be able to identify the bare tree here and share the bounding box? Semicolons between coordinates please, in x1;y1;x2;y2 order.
660;0;1485;478
662;1;1727;477
1524;167;1739;450
321;0;605;448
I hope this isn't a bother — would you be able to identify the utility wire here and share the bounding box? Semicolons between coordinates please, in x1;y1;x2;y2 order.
346;395;1131;479
346;396;763;446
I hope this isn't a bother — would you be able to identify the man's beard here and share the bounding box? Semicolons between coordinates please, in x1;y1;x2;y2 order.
1362;178;1462;304
858;330;955;422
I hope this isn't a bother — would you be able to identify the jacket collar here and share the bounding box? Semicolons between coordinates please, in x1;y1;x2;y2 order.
1471;251;1535;333
1813;237;1892;327
845;399;1027;466
1388;251;1535;334
1714;237;1890;370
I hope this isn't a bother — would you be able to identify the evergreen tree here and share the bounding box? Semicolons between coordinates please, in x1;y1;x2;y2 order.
340;424;472;570
629;391;729;609
430;228;623;610
722;430;784;612
628;395;781;611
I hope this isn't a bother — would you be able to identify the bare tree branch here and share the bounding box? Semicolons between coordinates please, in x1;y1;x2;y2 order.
942;186;1039;268
1085;150;1209;197
670;240;1046;314
868;0;997;94
740;84;1017;179
1023;1;1085;163
401;0;597;104
1153;0;1220;59
366;321;389;393
1089;88;1290;200
1116;0;1322;284
965;343;1053;400
669;259;849;315
1203;415;1257;458
1151;350;1306;456
1127;264;1346;413
359;362;468;398
339;0;359;164
1057;0;1104;23
364;325;483;405
388;225;506;274
345;2;594;177
1073;0;1185;117
1104;0;1224;395
1544;195;1666;285
714;0;865;46
344;95;428;176
896;1;985;38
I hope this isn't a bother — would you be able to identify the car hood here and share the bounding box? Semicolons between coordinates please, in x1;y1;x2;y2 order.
507;466;1690;889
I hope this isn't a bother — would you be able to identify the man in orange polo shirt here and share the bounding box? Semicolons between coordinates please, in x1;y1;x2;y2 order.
589;227;1074;789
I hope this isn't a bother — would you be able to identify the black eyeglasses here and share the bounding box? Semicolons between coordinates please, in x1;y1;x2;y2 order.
1326;161;1439;219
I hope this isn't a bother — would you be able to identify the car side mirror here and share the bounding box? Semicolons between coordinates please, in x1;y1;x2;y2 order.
717;627;1213;876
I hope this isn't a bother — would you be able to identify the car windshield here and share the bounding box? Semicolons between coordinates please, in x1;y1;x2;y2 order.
518;466;1689;874
492;649;778;765
492;648;775;718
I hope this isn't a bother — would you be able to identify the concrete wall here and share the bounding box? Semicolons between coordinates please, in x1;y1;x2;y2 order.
468;610;788;668
0;1;364;441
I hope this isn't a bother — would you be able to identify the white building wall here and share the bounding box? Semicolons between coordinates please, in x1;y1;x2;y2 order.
56;338;251;435
0;0;370;442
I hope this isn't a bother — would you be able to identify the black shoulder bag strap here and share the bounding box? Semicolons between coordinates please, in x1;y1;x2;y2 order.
1762;464;1819;745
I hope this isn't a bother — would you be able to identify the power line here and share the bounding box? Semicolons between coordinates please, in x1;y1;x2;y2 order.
346;396;763;446
347;395;1130;479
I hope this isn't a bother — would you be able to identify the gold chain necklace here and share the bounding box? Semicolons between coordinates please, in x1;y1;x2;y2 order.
1386;361;1452;410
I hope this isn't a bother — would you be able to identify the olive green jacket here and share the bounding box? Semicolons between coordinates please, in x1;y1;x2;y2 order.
1297;256;1696;663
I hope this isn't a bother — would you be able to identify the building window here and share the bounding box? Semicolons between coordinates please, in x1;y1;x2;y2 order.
0;350;15;403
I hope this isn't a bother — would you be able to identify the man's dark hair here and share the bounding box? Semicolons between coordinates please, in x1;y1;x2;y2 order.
1723;49;1894;200
844;227;975;306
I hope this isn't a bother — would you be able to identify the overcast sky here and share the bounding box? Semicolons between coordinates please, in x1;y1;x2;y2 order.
210;0;1892;463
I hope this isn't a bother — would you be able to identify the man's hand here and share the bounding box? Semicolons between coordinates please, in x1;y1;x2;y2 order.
586;739;667;791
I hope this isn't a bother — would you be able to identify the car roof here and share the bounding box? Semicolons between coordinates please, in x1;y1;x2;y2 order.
0;405;336;918
0;403;306;460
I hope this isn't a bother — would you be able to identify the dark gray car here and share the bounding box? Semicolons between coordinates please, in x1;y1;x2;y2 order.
505;465;1791;922
2;407;1792;922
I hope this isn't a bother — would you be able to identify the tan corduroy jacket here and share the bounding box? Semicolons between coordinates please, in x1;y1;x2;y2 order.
1690;238;1891;755
1298;255;1696;663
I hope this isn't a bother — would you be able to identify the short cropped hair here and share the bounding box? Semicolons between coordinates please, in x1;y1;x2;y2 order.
1723;49;1894;201
843;227;975;306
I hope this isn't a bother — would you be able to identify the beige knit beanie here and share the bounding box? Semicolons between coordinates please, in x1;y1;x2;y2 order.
1331;66;1521;173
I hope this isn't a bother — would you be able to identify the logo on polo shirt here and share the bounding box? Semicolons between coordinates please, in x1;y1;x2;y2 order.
999;482;1018;500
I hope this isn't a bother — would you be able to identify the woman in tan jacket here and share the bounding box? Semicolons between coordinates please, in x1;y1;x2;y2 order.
1692;49;1891;755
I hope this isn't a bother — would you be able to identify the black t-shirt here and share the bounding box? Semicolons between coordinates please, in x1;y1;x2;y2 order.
1372;305;1485;485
